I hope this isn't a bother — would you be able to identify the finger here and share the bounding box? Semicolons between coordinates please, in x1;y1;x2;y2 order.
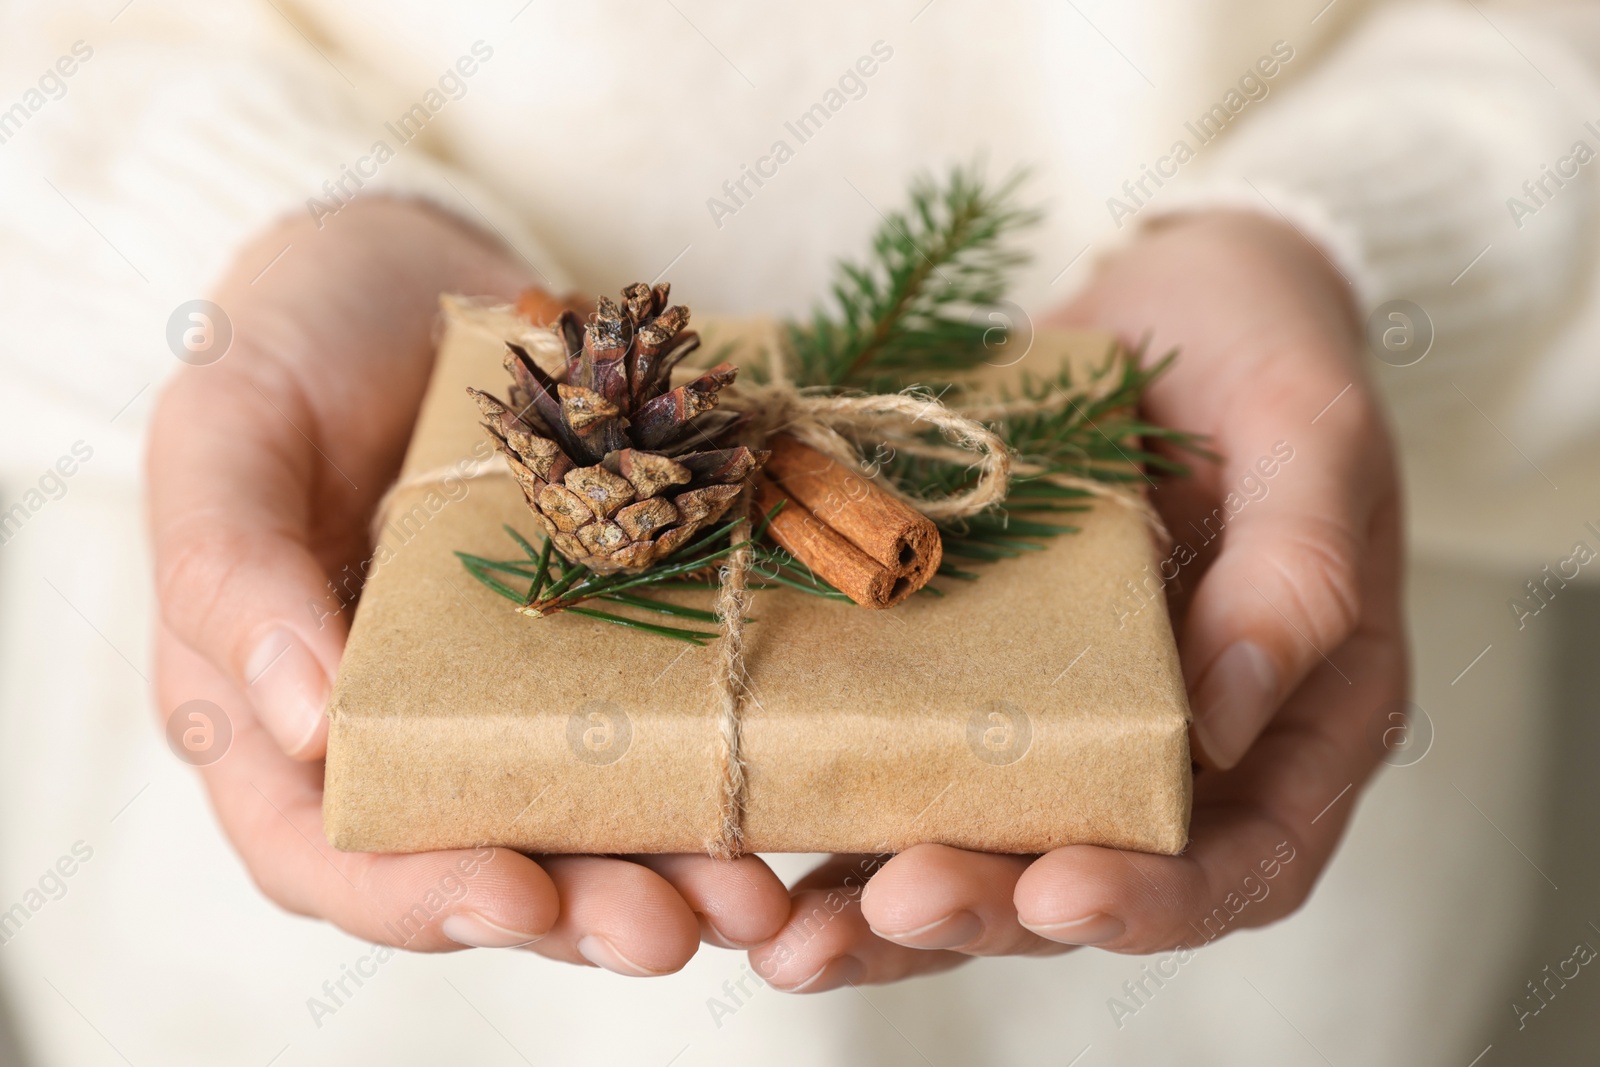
157;626;558;949
747;856;967;990
1178;370;1388;768
530;857;701;976
632;854;792;948
748;883;968;993
858;845;1063;957
148;369;345;760
1014;730;1330;953
1015;604;1404;954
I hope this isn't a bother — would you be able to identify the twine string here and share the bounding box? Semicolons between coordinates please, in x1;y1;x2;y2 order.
367;455;508;548
707;503;753;859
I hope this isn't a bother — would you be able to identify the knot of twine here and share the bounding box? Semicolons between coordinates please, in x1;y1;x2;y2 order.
376;326;1159;859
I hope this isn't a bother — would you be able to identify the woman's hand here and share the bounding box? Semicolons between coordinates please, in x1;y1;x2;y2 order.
749;211;1409;990
148;199;791;970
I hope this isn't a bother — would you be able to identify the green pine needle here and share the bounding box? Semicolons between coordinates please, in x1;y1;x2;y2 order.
503;524;542;562
563;607;720;645
460;559;530;605
598;592;731;623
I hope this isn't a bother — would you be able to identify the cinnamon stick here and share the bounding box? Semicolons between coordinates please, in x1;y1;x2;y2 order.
756;436;942;609
754;476;894;608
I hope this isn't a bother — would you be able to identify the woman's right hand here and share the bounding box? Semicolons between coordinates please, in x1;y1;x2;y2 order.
148;198;791;971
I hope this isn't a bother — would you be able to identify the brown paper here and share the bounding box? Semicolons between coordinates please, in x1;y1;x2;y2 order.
323;299;1192;856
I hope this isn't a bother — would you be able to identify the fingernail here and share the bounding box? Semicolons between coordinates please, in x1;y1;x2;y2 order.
695;913;761;950
1193;640;1279;769
789;955;865;993
246;628;329;757
870;910;983;950
577;935;671;977
1020;913;1125;945
441;912;543;949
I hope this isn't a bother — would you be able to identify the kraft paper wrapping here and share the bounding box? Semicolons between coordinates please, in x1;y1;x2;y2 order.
323;299;1192;856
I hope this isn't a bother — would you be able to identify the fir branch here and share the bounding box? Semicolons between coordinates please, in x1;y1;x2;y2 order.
786;163;1041;389
458;504;844;644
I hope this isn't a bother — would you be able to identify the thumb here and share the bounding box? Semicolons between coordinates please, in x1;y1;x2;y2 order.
148;365;348;760
1176;383;1387;770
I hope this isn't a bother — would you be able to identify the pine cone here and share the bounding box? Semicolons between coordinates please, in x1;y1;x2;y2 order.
470;282;767;574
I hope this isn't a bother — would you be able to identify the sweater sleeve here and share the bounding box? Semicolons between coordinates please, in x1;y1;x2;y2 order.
1150;0;1600;443
0;0;568;479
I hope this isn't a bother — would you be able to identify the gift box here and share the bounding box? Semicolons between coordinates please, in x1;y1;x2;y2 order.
323;299;1192;856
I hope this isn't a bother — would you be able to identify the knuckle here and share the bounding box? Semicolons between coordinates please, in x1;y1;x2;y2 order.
1259;516;1363;647
153;518;261;654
